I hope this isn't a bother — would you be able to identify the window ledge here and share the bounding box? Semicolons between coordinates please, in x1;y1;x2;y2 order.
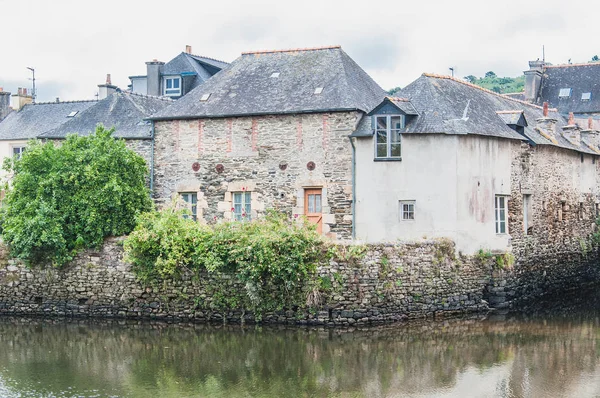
374;157;402;162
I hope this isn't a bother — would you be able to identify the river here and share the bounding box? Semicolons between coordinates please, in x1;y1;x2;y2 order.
1;293;600;397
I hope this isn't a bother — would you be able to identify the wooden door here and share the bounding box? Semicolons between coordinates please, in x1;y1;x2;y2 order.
304;188;323;234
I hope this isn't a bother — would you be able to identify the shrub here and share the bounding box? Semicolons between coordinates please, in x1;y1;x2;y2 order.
1;126;152;266
124;209;326;313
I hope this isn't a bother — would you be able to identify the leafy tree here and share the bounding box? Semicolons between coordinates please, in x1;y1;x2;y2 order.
485;71;497;79
388;86;402;96
592;55;599;62
464;75;477;83
1;126;152;266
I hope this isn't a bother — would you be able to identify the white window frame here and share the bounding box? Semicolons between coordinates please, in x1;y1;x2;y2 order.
164;76;182;97
12;146;26;160
558;88;572;98
233;191;252;221
495;195;508;234
374;114;404;159
399;200;415;221
180;192;197;221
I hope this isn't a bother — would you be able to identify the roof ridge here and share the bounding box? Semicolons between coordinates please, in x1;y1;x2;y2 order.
496;110;524;114
421;73;558;112
32;99;98;105
124;91;174;102
186;52;229;65
242;45;341;55
386;96;410;102
544;62;600;69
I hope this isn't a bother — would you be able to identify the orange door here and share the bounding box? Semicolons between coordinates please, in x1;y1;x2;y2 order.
304;188;323;234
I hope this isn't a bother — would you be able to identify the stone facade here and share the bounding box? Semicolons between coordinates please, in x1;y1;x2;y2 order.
1;238;597;324
153;112;361;239
124;139;152;173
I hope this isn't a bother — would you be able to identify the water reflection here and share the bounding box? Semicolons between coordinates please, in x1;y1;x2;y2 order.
1;303;600;397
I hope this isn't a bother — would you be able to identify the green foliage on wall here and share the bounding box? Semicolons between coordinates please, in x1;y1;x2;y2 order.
124;209;326;314
1;126;152;267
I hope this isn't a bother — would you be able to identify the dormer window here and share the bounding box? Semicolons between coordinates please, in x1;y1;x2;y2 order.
314;87;324;95
374;115;403;159
164;76;181;97
582;92;592;101
558;88;572;98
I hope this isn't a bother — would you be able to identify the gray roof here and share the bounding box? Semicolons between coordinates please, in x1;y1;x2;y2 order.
150;46;387;120
537;63;600;115
0;100;96;141
40;92;172;139
397;74;596;154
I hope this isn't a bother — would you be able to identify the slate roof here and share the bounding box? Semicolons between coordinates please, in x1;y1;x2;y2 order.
397;74;597;154
537;63;600;115
150;46;387;120
40;92;172;139
162;52;228;90
496;110;527;126
0;100;96;141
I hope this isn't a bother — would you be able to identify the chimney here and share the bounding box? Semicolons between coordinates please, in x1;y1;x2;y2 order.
146;59;165;96
0;87;11;121
536;104;558;143
562;112;581;146
97;73;118;100
185;45;192;54
581;117;600;150
55;97;60;103
11;87;33;111
543;102;548;117
524;60;545;103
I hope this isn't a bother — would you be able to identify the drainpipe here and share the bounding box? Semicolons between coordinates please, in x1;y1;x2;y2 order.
349;136;356;240
150;120;155;196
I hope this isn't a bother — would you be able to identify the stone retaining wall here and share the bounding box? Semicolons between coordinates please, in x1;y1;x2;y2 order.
0;238;597;325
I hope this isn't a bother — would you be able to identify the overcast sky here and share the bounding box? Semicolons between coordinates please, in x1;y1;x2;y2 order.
1;0;598;103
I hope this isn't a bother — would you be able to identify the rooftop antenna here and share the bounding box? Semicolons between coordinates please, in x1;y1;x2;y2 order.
26;67;36;103
542;45;545;62
449;67;455;77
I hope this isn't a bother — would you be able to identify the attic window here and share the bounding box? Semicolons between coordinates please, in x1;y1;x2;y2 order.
270;72;280;78
314;87;324;95
582;92;592;101
67;111;78;118
558;88;572;98
200;93;211;102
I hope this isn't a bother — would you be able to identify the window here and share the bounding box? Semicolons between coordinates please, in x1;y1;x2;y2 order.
200;93;211;101
375;115;403;159
67;111;78;118
180;192;197;221
399;200;415;221
314;87;324;95
495;196;508;234
582;92;592;101
12;146;25;160
233;192;251;221
164;77;181;96
558;88;572;98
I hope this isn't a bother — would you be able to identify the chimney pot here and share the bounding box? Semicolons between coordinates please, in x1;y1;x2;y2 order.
543;102;549;117
569;112;575;125
0;87;3;92
589;117;593;130
186;45;192;54
56;97;60;103
106;73;112;85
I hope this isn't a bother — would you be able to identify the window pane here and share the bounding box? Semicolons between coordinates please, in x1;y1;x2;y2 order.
166;79;173;89
376;116;387;129
499;209;505;222
233;193;242;204
390;143;401;158
499;197;505;209
245;192;251;203
308;194;315;213
499;221;506;234
376;131;387;144
391;116;403;129
376;144;387;158
390;130;401;144
173;79;180;88
315;195;322;213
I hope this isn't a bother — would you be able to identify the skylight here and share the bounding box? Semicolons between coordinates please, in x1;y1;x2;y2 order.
67;111;78;117
270;72;280;78
558;88;572;98
314;87;324;95
200;93;211;102
582;92;592;101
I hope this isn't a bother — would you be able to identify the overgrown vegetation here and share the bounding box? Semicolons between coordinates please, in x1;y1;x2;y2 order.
1;126;152;266
464;72;525;94
124;208;326;315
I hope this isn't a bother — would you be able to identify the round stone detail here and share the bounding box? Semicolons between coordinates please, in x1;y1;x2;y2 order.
307;161;316;171
192;162;200;172
215;164;225;173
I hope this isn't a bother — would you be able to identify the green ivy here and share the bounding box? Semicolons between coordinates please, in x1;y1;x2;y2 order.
124;209;326;314
1;126;152;266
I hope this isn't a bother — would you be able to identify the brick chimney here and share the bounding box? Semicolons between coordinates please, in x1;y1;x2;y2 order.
11;87;33;111
535;102;558;143
146;59;165;96
185;45;192;54
524;60;545;103
0;87;11;121
97;73;118;100
581;117;599;150
562;112;581;147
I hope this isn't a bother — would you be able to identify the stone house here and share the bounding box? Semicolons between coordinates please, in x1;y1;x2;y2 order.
128;45;229;99
149;46;386;239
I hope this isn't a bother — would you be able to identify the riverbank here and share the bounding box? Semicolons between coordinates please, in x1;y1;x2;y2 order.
1;237;598;324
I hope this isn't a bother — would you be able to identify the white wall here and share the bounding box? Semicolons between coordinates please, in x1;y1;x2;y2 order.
355;133;514;254
0;139;27;179
130;77;147;95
